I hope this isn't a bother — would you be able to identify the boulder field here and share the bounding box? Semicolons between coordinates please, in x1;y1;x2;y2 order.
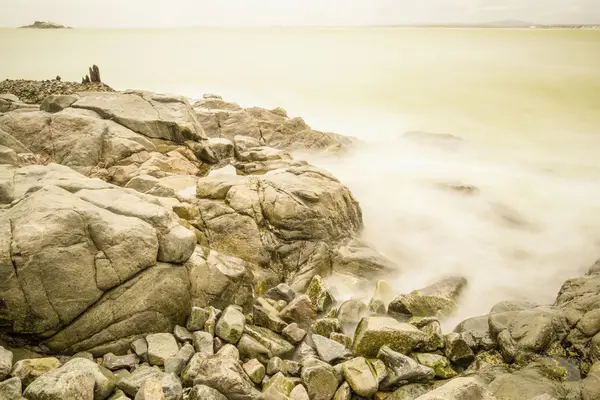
0;87;598;400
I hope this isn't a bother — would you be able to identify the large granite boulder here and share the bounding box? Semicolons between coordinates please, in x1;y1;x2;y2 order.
71;91;207;142
0;164;195;353
193;164;390;290
194;95;352;152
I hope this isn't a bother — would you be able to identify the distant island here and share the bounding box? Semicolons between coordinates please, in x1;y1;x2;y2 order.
19;21;72;29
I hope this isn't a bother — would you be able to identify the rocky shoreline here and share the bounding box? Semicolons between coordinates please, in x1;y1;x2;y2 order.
0;83;598;400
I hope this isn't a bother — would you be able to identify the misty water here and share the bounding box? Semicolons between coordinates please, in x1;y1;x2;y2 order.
2;27;600;328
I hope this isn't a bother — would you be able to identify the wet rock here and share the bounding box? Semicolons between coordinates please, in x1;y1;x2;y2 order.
282;323;307;344
377;346;435;390
103;353;140;370
216;305;246;344
341;357;378;398
416;377;496;400
23;358;115;400
189;384;228;400
243;359;265;384
306;275;336;313
312;318;342;338
0;346;13;380
265;283;296;303
192;331;214;356
301;358;339;400
413;353;457;379
10;357;62;387
147;333;179;366
312;334;354;364
0;377;22;400
352;316;427;358
444;333;475;367
409;317;444;352
254;298;289;333
388;276;467;317
280;295;317;329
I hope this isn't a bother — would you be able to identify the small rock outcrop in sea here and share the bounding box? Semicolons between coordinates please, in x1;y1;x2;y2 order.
0;86;599;400
18;21;71;29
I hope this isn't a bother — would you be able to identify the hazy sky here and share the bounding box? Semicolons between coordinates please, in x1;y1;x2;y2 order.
2;0;599;27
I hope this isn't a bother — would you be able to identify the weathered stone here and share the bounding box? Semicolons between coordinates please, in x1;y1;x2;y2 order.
186;249;255;312
453;315;496;352
73;352;95;361
147;333;179;366
263;372;295;398
131;339;149;363
243;359;265;385
173;325;193;343
577;309;600;337
165;357;187;375
306;275;336;312
244;325;295;358
267;357;283;376
352;317;427;358
254;298;288;333
489;360;568;400
190;346;262;400
237;334;272;364
10;357;62;387
134;376;165;400
118;365;163;397
192;331;214;356
416;377;496;400
312;334;353;364
341;357;378;398
103;353;140;370
337;300;369;335
282;323;307;344
0;346;13;380
444;333;475;367
289;384;310;400
23;358;115;400
330;333;352;349
332;381;351;400
188;384;228;400
281;360;301;377
377;346;435;390
408;317;444;352
490;300;538;314
187;307;211;331
413;353;457;379
311;318;341;338
388;276;467;317
280;295;317;329
216;306;246;344
265;283;296;303
0;377;22;400
301;359;339;400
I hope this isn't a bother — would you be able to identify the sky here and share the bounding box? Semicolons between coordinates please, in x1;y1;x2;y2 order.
1;0;599;28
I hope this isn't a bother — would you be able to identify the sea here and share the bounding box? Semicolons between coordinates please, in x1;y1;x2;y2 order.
2;27;600;327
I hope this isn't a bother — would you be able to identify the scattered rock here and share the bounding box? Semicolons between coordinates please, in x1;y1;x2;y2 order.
306;275;336;312
146;333;179;366
341;357;378;397
215;305;246;344
413;353;457;379
352;317;427;357
10;357;62;387
300;358;339;400
0;346;13;380
377;346;435;390
102;353;140;370
388;276;467;317
282;323;307;344
312;334;353;364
